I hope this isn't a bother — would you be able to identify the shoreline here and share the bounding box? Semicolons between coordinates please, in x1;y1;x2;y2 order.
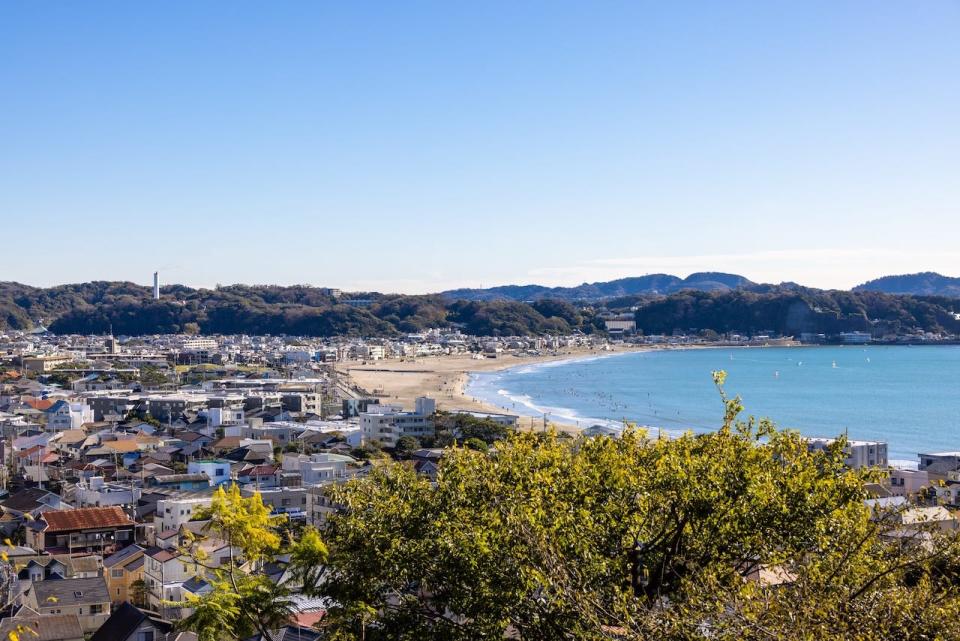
340;342;775;431
339;346;652;431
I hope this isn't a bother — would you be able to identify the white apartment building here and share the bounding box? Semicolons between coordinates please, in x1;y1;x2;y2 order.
806;438;887;469
179;337;218;351
153;495;213;534
361;398;435;448
281;452;355;486
46;401;94;430
75;477;141;508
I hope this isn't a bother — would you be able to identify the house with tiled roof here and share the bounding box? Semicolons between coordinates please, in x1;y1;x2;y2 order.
27;506;135;554
50;429;89;456
237;463;279;488
88;601;175;641
143;547;196;616
0;487;66;522
23;576;112;633
24;397;56;411
0;612;85;641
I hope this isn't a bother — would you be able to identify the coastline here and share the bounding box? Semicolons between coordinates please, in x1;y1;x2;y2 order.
339;346;651;430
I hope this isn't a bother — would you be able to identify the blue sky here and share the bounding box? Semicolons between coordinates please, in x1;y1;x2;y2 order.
1;2;958;293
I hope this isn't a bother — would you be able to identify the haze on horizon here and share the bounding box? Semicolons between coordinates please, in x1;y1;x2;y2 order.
1;2;958;295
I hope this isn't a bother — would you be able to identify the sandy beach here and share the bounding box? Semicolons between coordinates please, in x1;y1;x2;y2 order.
339;346;648;430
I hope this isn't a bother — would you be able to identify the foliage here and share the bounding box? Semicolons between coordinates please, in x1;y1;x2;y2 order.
139;365;169;386
177;485;293;641
394;436;421;458
130;578;148;607
463;437;488;452
3;280;957;338
435;412;512;445
629;288;960;337
165;376;960;641
316;379;960;640
0;281;603;336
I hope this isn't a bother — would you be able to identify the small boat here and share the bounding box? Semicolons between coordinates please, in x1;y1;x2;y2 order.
832;361;838;369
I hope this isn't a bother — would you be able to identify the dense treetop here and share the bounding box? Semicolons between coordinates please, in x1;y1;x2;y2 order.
0;281;958;337
176;381;960;640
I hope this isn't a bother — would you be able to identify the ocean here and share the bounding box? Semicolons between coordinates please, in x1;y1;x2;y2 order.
466;345;960;465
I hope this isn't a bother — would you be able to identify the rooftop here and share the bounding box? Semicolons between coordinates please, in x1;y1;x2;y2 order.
41;506;134;532
32;576;110;607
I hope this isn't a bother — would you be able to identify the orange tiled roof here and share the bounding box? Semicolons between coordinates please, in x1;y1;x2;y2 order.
42;507;134;532
25;398;55;411
18;445;44;459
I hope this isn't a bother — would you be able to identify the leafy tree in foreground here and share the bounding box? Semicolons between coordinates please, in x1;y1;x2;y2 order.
174;374;960;640
318;374;960;640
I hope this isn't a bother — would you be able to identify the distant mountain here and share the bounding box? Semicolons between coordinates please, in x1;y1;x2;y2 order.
442;272;758;302
854;272;960;298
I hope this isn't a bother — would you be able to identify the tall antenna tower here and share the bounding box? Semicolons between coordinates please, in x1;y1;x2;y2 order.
153;272;160;300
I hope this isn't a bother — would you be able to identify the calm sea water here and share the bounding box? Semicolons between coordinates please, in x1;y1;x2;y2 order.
467;346;960;464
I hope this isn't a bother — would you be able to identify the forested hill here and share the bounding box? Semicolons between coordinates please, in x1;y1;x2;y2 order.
0;281;606;337
2;281;960;338
854;272;960;297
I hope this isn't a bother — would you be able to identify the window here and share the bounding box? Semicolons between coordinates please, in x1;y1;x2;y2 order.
112;569;124;578
216;469;225;476
90;604;103;615
139;631;155;641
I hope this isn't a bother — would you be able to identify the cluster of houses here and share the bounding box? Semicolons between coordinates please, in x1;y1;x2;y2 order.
0;330;533;639
0;326;553;639
1;329;957;637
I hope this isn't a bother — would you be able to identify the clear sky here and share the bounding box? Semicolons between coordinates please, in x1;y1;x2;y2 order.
1;2;958;293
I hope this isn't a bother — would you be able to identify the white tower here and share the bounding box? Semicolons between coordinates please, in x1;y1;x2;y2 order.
153;272;160;300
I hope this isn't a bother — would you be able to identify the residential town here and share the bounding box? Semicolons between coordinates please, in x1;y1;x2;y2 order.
0;327;958;639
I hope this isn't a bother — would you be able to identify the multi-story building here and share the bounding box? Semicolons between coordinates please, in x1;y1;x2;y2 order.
281;453;354;486
806;438;887;469
918;451;960;475
306;485;341;528
187;459;232;486
22;354;73;373
242;486;308;519
838;331;873;344
360;397;435;447
886;468;931;497
74;477;141;508
281;393;323;415
453;410;519;427
27;506;136;555
153;493;214;534
45;400;94;430
144;547;200;617
103;544;146;604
